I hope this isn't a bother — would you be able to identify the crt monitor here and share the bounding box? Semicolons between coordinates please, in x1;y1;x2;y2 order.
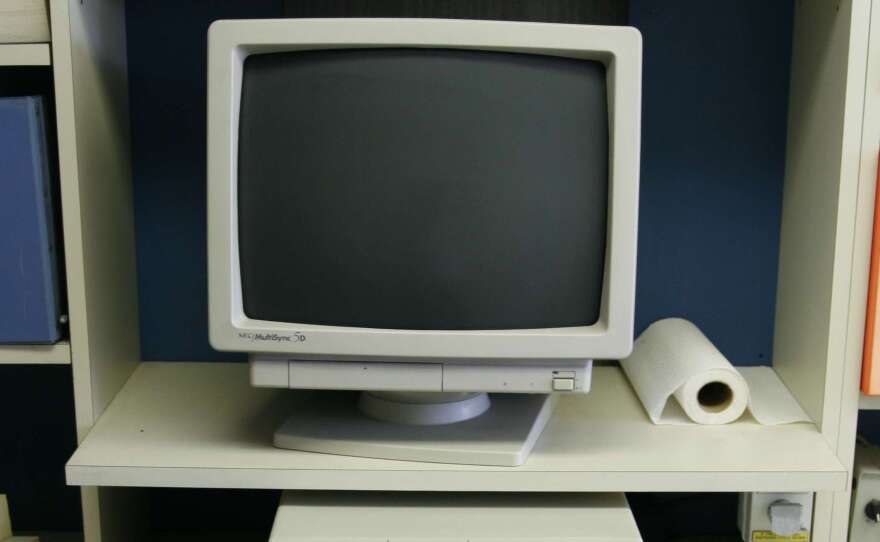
207;18;641;466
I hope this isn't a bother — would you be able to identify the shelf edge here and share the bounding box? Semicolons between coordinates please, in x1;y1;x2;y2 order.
860;394;880;410
0;341;71;364
0;43;51;66
65;464;848;493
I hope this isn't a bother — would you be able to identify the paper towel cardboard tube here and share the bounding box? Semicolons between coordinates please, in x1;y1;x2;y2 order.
697;381;734;413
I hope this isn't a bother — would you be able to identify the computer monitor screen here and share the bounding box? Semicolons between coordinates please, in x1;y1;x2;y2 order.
237;48;609;331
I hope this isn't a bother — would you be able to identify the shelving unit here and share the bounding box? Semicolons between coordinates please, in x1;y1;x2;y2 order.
0;342;71;365
0;43;50;66
5;0;871;540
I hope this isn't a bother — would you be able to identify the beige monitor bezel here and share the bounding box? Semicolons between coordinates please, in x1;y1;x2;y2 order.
207;18;641;361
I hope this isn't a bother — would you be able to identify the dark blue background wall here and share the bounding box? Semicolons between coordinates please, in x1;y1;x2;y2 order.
127;1;283;362
631;1;792;364
127;1;792;366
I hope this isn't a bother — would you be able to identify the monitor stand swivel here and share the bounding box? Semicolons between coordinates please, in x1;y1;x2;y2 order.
251;357;592;466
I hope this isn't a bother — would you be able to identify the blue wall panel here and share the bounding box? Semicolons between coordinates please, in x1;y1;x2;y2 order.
128;2;793;364
630;1;792;364
127;1;282;361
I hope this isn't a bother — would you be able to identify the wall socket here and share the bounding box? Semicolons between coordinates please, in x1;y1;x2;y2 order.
739;492;813;542
850;439;880;542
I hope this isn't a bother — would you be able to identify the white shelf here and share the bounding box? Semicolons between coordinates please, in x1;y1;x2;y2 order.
860;394;880;410
0;341;70;365
66;362;847;492
0;43;50;66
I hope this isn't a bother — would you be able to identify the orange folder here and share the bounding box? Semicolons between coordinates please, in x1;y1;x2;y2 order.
863;152;880;394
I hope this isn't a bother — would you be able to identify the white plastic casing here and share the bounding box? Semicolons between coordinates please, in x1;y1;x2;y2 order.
251;357;592;394
207;18;641;362
270;492;642;542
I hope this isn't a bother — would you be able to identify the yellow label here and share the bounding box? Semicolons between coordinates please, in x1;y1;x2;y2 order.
752;531;809;542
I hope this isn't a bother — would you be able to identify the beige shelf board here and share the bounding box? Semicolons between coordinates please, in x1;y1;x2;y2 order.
0;43;50;66
0;341;71;364
860;394;880;410
66;362;847;492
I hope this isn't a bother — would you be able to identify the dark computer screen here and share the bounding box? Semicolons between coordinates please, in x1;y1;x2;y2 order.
237;48;608;330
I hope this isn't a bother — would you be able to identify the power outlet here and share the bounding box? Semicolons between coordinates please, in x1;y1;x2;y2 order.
850;440;880;542
738;492;812;542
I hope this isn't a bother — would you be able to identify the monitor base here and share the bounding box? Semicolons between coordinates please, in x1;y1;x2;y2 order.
359;391;491;425
274;391;556;466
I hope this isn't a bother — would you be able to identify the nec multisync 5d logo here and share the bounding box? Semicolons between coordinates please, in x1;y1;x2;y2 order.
238;332;306;343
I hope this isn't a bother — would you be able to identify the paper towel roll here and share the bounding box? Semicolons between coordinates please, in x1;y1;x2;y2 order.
621;318;750;425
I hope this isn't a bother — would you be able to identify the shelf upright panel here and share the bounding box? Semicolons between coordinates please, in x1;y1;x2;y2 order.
773;0;873;541
49;0;141;540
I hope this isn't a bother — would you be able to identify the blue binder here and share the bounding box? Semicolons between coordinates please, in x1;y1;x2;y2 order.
0;96;63;344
